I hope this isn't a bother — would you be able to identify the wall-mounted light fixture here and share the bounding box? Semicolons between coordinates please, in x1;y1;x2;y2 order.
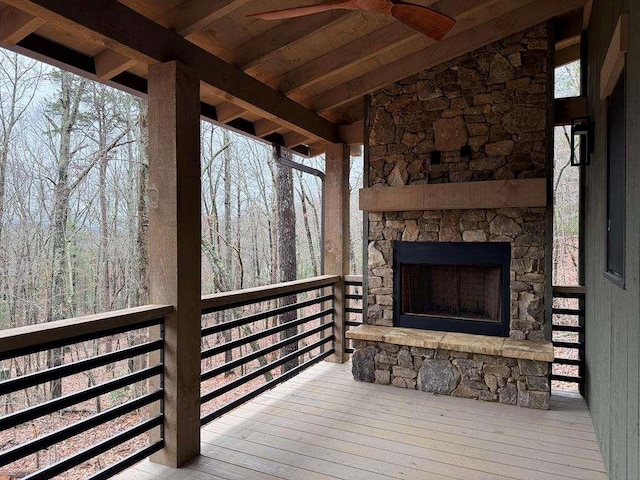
570;116;593;166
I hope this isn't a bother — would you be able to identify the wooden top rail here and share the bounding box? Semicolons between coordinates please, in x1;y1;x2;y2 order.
0;305;173;357
201;275;340;313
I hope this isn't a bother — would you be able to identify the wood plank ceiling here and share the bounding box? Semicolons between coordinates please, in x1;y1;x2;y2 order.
0;0;586;156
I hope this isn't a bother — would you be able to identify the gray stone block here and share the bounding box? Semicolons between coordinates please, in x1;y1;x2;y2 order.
499;383;517;405
518;390;550;410
417;359;461;394
352;346;376;383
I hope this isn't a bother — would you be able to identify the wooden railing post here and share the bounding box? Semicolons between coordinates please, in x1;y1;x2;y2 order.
324;143;350;363
148;61;201;467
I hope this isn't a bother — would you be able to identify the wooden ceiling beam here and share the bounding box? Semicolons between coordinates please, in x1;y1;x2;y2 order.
283;131;310;149
215;102;245;124
272;22;419;96
92;0;251;81
162;0;253;37
264;0;497;95
235;11;352;71
308;0;586;113
0;5;45;45
254;119;284;138
4;0;339;143
94;49;137;81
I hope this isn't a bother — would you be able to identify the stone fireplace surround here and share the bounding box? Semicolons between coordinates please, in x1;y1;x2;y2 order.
349;23;555;409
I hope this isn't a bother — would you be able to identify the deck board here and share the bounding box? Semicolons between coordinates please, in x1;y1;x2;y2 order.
115;361;607;480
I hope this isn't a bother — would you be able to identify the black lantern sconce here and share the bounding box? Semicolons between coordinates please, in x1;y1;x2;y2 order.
570;116;593;166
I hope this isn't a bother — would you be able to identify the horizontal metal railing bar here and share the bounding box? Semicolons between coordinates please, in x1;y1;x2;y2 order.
201;275;339;313
201;322;332;382
552;285;586;297
0;390;162;467
345;347;355;354
202;294;332;337
345;320;362;327
23;416;163;480
551;324;583;333
552;308;584;316
201;336;333;405
201;309;332;360
88;441;164;480
553;358;582;366
553;341;585;350
551;374;584;383
0;306;170;361
0;340;163;396
0;365;162;431
201;348;334;425
345;294;362;301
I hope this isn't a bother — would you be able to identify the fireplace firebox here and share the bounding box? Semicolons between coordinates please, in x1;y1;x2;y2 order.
393;242;511;337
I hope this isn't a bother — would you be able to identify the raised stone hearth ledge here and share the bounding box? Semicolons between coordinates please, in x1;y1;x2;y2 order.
346;325;554;362
359;178;546;212
348;325;553;409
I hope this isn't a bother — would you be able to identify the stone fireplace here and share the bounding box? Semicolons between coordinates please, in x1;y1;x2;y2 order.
364;21;552;342
348;22;555;409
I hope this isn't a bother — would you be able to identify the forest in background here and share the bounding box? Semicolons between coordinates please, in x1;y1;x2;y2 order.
0;48;363;333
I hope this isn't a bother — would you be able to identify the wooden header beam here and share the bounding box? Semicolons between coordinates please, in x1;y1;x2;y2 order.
4;0;340;144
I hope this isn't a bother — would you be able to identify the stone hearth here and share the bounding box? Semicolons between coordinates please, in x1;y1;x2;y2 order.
347;325;553;409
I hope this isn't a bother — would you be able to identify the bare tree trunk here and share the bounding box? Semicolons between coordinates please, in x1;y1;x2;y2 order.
275;146;298;373
134;98;149;306
296;172;318;277
47;73;86;399
222;131;233;369
129;98;149;374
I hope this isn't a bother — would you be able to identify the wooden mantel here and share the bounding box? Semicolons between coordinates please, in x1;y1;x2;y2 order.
359;178;547;212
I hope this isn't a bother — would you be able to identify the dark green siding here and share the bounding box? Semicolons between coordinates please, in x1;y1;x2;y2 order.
585;1;640;479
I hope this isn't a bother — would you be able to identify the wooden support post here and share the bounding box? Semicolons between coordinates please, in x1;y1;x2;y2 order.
148;61;201;467
323;143;350;363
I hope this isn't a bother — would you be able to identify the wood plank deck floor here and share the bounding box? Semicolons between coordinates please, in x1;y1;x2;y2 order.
117;361;607;480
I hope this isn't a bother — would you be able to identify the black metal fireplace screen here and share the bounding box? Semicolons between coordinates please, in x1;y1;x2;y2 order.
393;242;511;337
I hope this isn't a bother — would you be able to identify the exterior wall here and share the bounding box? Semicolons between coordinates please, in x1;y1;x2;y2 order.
365;24;553;340
585;1;640;478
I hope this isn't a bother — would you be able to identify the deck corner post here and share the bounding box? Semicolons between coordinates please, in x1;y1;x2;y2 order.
324;142;350;363
148;60;201;467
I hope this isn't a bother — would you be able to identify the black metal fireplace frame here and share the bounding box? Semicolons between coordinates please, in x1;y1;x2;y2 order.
393;242;511;337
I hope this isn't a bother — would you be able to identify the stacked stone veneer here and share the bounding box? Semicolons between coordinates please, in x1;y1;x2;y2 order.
366;23;552;340
352;342;550;409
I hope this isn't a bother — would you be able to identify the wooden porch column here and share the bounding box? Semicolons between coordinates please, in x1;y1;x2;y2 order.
148;61;201;467
324;143;350;363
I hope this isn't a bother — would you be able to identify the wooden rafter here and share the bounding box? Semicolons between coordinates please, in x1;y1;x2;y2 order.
3;0;339;143
235;10;353;71
0;4;45;45
306;0;586;113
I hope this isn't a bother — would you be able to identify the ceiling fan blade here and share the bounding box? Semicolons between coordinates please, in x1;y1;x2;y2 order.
390;4;455;41
247;0;360;21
